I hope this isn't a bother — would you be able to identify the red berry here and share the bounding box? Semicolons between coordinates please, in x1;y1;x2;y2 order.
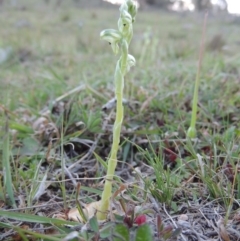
134;215;147;226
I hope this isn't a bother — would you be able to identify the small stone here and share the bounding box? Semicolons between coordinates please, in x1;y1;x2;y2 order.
178;214;188;221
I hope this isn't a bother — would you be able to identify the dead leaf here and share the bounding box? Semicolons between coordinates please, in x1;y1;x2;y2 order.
233;210;240;222
18;195;26;208
68;200;101;222
112;184;128;199
140;91;158;112
45;228;60;235
217;218;230;241
52;213;67;220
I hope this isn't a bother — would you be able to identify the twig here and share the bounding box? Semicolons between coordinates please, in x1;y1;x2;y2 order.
0;103;17;117
55;84;86;103
163;204;187;241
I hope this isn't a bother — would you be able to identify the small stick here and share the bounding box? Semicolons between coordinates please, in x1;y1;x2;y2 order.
163;204;187;241
55;84;85;103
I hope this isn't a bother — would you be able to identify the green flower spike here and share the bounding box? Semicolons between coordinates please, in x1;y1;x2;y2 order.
100;29;122;55
97;0;137;221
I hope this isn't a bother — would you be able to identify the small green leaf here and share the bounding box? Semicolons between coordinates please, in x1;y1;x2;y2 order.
163;232;172;240
76;183;87;223
80;185;103;196
223;126;236;142
89;216;99;233
122;142;131;162
114;224;129;241
94;152;107;170
135;224;153;241
187;127;197;138
81;229;89;241
171;228;182;239
171;202;178;213
100;222;114;239
9;122;33;133
238;174;240;199
114;213;125;222
20;137;40;156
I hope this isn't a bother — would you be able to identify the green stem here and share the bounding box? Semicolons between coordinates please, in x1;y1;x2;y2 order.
97;0;137;220
98;40;128;220
187;71;200;138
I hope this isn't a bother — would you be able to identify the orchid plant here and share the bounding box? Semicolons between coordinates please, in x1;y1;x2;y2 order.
97;0;137;220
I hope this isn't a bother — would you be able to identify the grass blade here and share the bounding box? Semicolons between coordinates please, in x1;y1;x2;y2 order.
2;113;16;207
0;210;79;226
0;222;64;241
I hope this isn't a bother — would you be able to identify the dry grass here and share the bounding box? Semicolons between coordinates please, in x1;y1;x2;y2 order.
0;1;240;240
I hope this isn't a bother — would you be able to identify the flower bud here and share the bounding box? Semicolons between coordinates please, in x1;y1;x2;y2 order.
121;10;132;25
187;127;197;138
118;11;132;38
100;29;122;55
126;0;137;22
126;54;136;72
119;1;128;13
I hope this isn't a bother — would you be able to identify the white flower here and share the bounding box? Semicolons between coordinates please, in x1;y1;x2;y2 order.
100;29;122;55
126;54;136;72
118;10;132;37
120;10;132;25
